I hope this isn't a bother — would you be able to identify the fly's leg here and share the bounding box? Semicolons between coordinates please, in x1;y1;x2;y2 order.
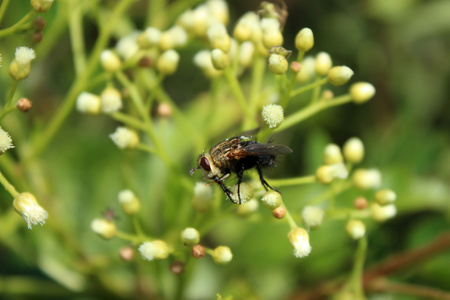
256;163;281;194
236;166;245;205
213;174;234;202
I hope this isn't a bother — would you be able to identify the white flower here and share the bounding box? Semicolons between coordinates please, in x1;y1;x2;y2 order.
0;126;14;154
296;56;315;83
76;92;101;114
110;127;139;149
101;87;122;113
316;162;349;184
315;52;332;76
375;189;397;205
288;227;312;258
13;193;48;229
343;137;364;163
238;41;255;67
262;104;284;129
327;66;354;86
323;143;343;165
301;206;325;229
15;47;36;65
229;182;253;204
157;49;180;75
159;25;188;50
193;50;222;78
353;168;382;190
206;0;229;24
138;240;169;261
192;182;214;212
91;218;117;239
118;189;140;215
207;23;231;52
143;27;162;46
350;82;376;104
261;190;282;210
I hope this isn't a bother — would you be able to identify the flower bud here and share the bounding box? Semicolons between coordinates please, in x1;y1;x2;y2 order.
115;32;139;60
230;182;253;204
316;163;349;184
327;66;354;86
138;240;169;261
353;168;382;190
295;28;314;52
261;190;282;210
290;61;301;73
0;126;15;154
192;182;214;212
157;49;180;75
17;98;33;112
177;9;195;31
212;246;233;265
13;192;48;229
170;261;185;275
272;206;286;219
262;104;284;129
236;198;259;216
261;18;283;49
238;41;255;67
206;0;229;24
301;206;325;229
315;52;332;76
192;5;211;38
31;0;53;13
193;50;223;78
119;246;135;261
9;47;36;80
157;102;172;118
233;12;260;42
350;82;375;104
100;50;122;72
181;227;200;247
91;218;116;239
110;127;139;149
211;48;229;70
288;227;312;258
137;27;161;48
296;56;315;83
346;219;366;240
268;54;288;75
31;32;43;44
371;203;397;222
192;244;206;259
343;137;364;163
375;189;396;205
101;87;122;113
354;197;368;210
33;16;46;32
323;143;343;165
76;92;101;115
158;26;188;50
321;90;334;101
207;23;231;52
118;189;140;215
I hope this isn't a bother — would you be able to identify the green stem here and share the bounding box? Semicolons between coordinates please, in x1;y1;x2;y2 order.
0;104;17;121
308;180;353;206
244;55;265;130
132;216;145;239
311;77;323;104
268;175;316;187
115;230;142;243
280;50;305;108
290;77;328;98
110;112;148;131
350;236;368;299
68;0;87;75
0;0;10;24
223;66;253;122
0;171;19;198
136;143;157;154
0;10;36;38
283;204;298;230
274;94;353;133
28;0;135;160
146;0;167;28
5;80;18;107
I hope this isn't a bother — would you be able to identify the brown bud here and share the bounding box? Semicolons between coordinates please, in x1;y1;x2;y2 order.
119;247;134;261
272;206;286;219
33;17;46;32
321;90;334;101
290;61;301;73
17;98;33;112
169;261;185;275
192;244;206;259
31;32;43;44
157;102;172;118
354;197;368;210
138;56;153;68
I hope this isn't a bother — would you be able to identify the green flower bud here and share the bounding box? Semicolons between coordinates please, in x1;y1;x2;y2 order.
295;28;314;52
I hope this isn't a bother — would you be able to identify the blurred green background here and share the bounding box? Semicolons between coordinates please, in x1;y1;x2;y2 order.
0;0;449;299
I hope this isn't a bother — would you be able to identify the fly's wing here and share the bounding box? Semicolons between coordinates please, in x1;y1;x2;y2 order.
243;143;293;156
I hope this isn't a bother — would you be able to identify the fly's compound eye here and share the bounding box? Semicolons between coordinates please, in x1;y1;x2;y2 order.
200;156;211;172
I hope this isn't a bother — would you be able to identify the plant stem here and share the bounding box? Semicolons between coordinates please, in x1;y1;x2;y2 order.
0;10;36;38
283;204;298;230
28;0;135;160
223;66;253;122
290;77;328;98
68;0;87;75
136;143;157;154
0;171;19;198
350;236;367;299
0;0;10;24
268;175;316;187
110;112;148;131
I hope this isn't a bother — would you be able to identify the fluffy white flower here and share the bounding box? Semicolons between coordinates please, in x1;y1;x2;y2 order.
13;193;48;229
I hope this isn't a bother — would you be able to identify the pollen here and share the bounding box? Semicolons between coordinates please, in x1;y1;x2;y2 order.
262;104;284;129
